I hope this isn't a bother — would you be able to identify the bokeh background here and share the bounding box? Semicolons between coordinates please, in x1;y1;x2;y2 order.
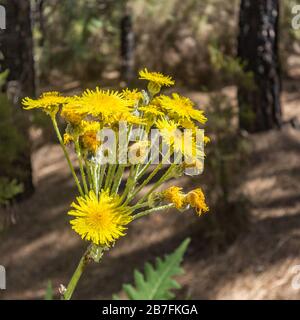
0;0;300;299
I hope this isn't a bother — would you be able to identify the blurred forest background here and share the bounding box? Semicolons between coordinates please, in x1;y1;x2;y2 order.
0;0;300;299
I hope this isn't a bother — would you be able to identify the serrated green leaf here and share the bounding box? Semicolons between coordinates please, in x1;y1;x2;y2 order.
121;238;190;300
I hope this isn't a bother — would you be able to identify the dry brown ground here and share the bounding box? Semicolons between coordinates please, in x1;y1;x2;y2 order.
0;81;299;300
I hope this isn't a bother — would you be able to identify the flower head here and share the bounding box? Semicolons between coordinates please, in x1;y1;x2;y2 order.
64;133;73;145
139;105;164;117
156;118;194;158
66;88;133;121
61;100;84;125
109;112;144;126
22;92;67;116
159;93;207;124
139;69;174;87
83;88;132;116
139;69;174;94
68;190;132;246
204;136;211;145
162;186;185;209
79;121;101;154
122;88;143;104
185;188;209;215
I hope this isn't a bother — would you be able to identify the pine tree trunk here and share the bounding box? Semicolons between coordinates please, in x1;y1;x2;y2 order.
0;0;35;197
237;0;282;132
120;5;134;83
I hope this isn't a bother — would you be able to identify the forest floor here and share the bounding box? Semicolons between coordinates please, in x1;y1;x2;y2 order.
0;79;300;300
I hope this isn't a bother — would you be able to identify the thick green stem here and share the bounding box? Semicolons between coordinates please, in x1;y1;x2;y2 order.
63;246;91;300
63;245;104;300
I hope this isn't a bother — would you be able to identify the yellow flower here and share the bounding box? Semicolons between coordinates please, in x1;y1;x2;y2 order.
156;118;183;155
68;190;132;246
22;92;67;116
139;69;175;87
204;136;211;145
178;118;196;129
61;100;84;125
139;68;174;94
79;121;101;154
159;93;207;124
64;133;73;145
156;118;178;137
162;186;185;209
122;88;143;104
139;105;164;117
67;88;133;119
110;112;144;126
183;158;203;171
156;118;193;157
80;120;101;134
81;133;99;154
185;188;209;216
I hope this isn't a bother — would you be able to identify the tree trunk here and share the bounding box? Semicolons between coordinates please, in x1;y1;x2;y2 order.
0;0;35;198
237;0;282;132
120;4;134;84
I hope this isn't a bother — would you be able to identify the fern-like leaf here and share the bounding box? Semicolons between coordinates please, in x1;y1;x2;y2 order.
121;238;190;300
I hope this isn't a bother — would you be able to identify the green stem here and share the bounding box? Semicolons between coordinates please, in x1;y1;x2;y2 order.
107;164;118;192
63;245;104;300
136;159;152;180
51;116;84;196
120;166;135;203
137;163;176;205
125;162;163;205
111;164;126;195
131;201;149;211
126;163;141;198
98;164;106;191
133;204;174;220
75;141;89;194
85;160;93;190
93;163;99;194
104;164;115;190
63;245;91;300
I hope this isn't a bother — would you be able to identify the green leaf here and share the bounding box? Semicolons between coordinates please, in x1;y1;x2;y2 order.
0;70;9;88
121;238;190;300
0;178;24;206
44;281;54;300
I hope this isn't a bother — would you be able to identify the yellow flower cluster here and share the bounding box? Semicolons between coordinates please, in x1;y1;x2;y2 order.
22;69;210;247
